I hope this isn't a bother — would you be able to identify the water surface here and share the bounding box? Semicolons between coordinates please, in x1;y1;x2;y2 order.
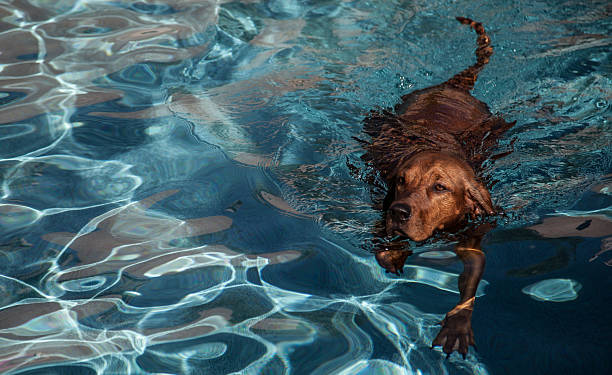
0;0;611;374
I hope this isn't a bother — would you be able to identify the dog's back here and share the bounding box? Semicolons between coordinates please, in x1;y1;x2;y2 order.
395;85;491;135
363;17;514;177
364;17;516;359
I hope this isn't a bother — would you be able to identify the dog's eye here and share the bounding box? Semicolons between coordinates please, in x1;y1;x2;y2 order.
434;183;447;192
397;176;406;185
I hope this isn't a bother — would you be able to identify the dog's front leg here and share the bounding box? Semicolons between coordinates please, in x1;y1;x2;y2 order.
432;236;486;358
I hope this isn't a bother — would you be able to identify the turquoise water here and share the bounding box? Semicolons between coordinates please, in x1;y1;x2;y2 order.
0;0;610;374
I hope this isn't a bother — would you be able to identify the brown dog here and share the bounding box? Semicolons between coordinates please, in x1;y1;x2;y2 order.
362;17;515;358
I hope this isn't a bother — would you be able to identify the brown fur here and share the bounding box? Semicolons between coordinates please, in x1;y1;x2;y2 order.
364;17;517;359
363;17;515;242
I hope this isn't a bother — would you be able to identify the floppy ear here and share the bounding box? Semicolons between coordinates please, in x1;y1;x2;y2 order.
465;180;495;217
382;188;394;211
382;163;404;211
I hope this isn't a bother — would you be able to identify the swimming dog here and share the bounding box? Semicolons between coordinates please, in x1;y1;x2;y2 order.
362;17;515;358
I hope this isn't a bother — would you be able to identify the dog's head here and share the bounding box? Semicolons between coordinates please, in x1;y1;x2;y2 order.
385;151;494;242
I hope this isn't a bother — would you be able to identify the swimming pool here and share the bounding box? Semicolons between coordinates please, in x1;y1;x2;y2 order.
0;0;610;374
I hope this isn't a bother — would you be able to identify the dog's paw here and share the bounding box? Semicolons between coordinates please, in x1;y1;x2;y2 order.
431;307;475;359
374;248;410;275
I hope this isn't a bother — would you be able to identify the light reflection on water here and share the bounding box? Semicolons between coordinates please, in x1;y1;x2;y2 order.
0;0;610;374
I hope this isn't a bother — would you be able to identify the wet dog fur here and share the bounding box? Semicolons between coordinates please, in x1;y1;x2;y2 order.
364;17;514;243
361;17;515;357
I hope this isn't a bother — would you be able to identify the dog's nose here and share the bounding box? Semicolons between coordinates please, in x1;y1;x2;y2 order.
389;203;411;222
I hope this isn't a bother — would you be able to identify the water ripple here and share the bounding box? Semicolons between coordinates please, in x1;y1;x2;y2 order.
522;278;583;302
2;155;141;213
0;0;610;374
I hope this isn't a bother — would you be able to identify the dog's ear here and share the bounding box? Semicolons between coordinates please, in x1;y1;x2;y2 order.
382;164;403;211
465;179;495;217
382;188;394;211
381;171;397;211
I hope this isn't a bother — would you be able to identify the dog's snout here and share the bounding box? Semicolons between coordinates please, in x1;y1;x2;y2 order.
389;203;411;222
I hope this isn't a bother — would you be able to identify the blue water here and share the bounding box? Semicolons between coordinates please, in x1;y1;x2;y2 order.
0;0;610;374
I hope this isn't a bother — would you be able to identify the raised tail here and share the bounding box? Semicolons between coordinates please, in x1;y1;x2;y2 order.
446;17;493;91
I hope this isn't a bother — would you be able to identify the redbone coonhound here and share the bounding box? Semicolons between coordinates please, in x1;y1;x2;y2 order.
361;17;515;358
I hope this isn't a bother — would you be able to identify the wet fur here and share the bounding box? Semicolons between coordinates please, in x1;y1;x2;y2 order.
362;17;515;242
362;16;517;359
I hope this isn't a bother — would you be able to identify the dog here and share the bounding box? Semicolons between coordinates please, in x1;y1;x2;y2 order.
361;17;515;358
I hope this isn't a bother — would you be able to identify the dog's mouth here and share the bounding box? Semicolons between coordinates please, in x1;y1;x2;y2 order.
388;226;408;238
386;220;432;242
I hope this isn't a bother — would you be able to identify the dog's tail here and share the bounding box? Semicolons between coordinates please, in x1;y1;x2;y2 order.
446;17;493;91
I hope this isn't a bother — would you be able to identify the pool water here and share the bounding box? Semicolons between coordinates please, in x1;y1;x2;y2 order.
0;0;610;374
